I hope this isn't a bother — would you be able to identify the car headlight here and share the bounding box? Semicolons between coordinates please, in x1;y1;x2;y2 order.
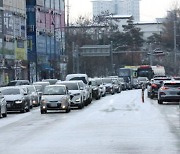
15;100;23;104
75;98;81;102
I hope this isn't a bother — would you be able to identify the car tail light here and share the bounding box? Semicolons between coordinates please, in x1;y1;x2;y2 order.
151;84;158;88
160;86;169;90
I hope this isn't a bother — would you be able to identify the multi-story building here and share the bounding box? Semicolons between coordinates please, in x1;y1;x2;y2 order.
92;0;140;21
92;0;113;16
26;0;65;82
0;0;27;85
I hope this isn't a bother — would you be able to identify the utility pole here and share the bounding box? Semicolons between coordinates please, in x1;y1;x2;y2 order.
149;43;153;66
173;10;177;75
110;41;114;75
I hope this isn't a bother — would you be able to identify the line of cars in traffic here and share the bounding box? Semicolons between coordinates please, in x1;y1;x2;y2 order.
0;73;156;118
0;74;139;118
147;76;180;104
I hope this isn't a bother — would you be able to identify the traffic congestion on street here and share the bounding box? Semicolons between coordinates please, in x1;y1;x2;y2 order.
0;69;180;153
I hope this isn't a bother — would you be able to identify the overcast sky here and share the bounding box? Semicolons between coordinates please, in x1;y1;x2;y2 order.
68;0;177;22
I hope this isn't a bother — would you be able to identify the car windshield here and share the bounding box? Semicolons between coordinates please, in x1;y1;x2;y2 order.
91;81;97;86
27;86;36;93
59;83;78;90
69;77;87;84
1;88;20;95
43;86;66;95
7;81;17;86
103;78;112;83
34;85;43;92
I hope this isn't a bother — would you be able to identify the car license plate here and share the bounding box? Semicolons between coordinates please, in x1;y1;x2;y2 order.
51;103;57;107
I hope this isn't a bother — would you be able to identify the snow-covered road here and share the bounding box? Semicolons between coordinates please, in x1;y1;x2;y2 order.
0;89;179;154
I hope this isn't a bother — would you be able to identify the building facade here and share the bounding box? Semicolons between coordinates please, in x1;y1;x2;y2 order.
92;0;140;21
0;0;27;86
26;0;65;82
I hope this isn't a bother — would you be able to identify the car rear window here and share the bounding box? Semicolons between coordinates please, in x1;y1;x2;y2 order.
164;83;180;87
59;83;78;90
69;77;87;84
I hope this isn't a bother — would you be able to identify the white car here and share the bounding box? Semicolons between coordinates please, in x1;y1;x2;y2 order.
65;74;92;104
56;81;85;109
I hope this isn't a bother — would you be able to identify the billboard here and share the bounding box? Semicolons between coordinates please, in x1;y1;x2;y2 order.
4;11;13;36
15;40;27;60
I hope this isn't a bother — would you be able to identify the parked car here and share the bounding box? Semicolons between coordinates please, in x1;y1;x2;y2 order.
102;78;115;95
56;81;85;109
7;80;30;86
65;74;92;104
147;77;171;99
0;92;7;118
0;86;31;113
90;79;101;100
40;85;71;114
94;78;106;97
157;81;180;104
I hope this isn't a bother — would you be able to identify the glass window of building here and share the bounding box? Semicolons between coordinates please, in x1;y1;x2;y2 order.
55;0;60;11
45;0;50;9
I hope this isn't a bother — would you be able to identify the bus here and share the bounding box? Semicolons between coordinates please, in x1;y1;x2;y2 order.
137;65;154;80
118;68;133;89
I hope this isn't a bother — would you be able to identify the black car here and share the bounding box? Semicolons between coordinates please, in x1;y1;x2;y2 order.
90;79;101;100
7;80;30;86
147;77;171;99
102;78;115;95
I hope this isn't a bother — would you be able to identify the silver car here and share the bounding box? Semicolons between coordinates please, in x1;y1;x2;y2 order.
157;81;180;104
40;85;71;114
0;92;7;118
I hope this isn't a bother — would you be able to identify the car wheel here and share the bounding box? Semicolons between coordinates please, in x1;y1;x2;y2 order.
150;95;154;99
158;100;163;104
78;103;83;109
66;107;71;113
41;110;46;114
26;103;30;112
20;108;26;113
